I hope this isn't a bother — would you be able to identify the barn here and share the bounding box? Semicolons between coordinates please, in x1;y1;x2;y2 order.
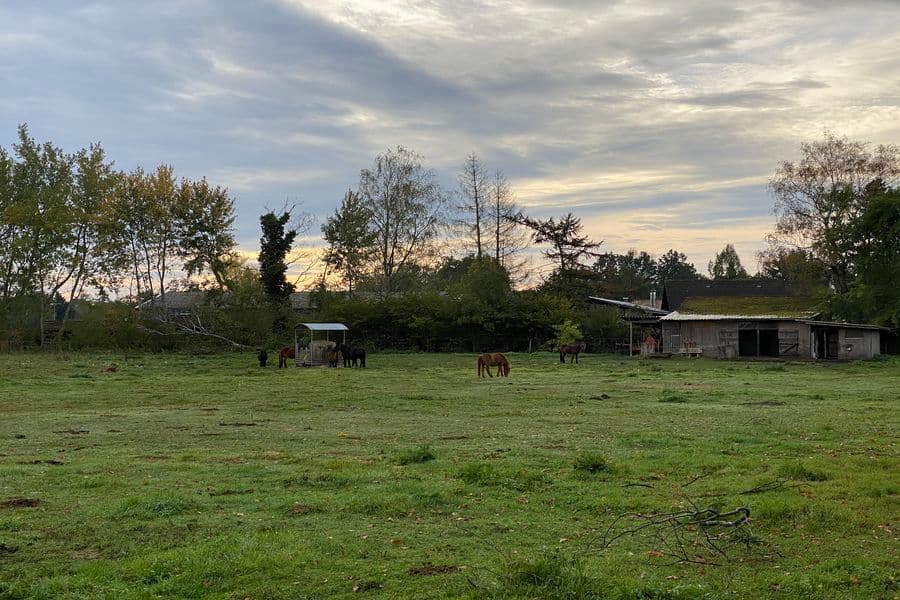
590;280;887;360
659;313;883;360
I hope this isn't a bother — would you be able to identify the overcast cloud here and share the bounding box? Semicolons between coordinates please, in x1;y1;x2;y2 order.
3;0;899;277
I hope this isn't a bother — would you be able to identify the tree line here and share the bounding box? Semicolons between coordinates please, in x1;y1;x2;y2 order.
1;125;897;352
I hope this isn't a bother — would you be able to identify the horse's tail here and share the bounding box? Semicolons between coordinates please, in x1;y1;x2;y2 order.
559;349;565;363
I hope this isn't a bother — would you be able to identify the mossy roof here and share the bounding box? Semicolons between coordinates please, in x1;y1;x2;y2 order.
679;295;820;317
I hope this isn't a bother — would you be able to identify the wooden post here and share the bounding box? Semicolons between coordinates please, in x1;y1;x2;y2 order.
629;321;633;358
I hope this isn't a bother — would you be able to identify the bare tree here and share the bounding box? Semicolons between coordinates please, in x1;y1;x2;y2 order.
487;169;529;280
357;146;447;296
456;153;488;259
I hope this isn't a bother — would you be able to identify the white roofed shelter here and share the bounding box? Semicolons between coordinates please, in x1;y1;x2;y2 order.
293;323;349;366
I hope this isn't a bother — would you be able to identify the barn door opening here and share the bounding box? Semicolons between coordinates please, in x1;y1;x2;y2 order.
814;329;838;359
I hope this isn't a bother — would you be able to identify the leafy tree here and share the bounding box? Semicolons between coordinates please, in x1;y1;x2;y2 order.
655;249;701;285
708;244;749;279
322;190;377;296
769;131;900;293
518;212;602;272
831;184;900;326
176;177;236;289
357;146;447;296
757;247;825;286
258;211;297;303
591;250;657;299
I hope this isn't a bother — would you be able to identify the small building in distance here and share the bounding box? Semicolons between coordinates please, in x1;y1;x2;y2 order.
593;280;887;360
659;312;883;360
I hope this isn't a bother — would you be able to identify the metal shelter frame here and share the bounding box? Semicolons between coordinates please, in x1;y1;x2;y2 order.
292;323;349;366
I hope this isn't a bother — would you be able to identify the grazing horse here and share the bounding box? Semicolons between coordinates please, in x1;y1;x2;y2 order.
559;341;586;364
477;352;510;378
339;344;366;368
278;346;295;368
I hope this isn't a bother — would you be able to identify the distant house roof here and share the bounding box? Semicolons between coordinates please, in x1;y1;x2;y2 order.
661;280;817;315
137;291;205;312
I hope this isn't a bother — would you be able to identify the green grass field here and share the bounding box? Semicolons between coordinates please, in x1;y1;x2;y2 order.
0;352;897;599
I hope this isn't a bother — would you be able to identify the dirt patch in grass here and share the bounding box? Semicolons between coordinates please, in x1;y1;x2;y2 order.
219;421;257;427
0;498;41;509
407;562;459;576
17;459;64;465
352;580;384;592
590;393;610;400
437;435;469;440
54;429;89;435
0;543;18;554
741;400;786;407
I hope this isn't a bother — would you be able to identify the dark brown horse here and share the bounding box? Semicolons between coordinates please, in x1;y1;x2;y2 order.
559;341;586;364
339;344;366;368
278;346;295;368
478;352;510;377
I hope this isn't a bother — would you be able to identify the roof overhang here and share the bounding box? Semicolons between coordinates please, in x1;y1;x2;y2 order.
296;322;349;331
587;296;669;316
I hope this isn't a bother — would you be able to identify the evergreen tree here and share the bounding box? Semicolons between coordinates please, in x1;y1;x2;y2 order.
258;211;297;303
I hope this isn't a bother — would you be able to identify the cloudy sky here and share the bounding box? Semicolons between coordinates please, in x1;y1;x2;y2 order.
3;0;899;279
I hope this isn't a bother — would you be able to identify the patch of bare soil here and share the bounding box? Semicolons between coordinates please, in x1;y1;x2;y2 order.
407;562;460;576
17;459;64;465
0;498;40;509
438;435;469;440
741;401;786;407
219;422;257;427
289;504;320;515
54;429;89;435
590;393;611;400
0;543;18;554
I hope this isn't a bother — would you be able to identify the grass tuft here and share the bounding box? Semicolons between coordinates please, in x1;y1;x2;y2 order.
573;451;610;475
398;444;436;465
777;462;830;481
658;390;689;403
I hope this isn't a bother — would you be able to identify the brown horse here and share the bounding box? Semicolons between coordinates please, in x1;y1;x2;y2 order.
326;348;339;368
278;346;295;368
559;341;586;364
478;352;510;377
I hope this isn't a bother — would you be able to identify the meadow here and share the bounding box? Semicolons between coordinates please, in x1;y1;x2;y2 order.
0;352;897;599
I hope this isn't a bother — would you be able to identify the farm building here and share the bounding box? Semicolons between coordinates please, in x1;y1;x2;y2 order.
659;313;883;360
590;279;887;360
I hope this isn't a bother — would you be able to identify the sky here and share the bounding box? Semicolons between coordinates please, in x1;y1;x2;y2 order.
3;0;899;282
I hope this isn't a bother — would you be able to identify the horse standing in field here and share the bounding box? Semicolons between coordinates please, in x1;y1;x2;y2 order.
278;346;295;368
559;341;586;364
339;344;366;368
326;348;339;368
478;353;510;377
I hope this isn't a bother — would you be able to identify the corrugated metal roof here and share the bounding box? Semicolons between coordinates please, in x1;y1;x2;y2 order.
587;296;669;315
661;311;788;321
298;323;349;331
